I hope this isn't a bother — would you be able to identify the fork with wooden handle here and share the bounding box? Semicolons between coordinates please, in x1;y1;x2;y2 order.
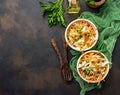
51;38;73;82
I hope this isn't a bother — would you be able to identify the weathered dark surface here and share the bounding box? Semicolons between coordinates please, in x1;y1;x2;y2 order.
0;0;120;95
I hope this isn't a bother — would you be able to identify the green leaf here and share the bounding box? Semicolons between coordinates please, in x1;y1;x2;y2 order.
39;0;66;27
49;1;56;5
89;1;95;5
39;2;46;7
83;0;95;5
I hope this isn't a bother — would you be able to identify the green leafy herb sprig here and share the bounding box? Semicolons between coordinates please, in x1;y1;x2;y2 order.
83;0;95;5
39;0;66;27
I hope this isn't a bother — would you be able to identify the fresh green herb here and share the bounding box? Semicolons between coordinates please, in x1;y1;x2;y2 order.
98;61;100;64
77;30;81;32
87;33;92;37
39;0;66;27
76;26;84;32
75;38;79;41
76;26;81;29
83;0;95;5
69;0;120;94
86;64;90;67
83;69;90;75
80;26;84;31
79;34;83;38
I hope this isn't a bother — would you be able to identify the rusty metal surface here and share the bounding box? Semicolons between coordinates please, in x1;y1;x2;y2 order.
0;0;120;95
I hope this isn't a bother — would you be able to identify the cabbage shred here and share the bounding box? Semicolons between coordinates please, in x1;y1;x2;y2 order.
70;0;120;95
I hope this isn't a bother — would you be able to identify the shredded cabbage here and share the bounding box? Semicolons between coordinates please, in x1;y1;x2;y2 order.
70;0;120;95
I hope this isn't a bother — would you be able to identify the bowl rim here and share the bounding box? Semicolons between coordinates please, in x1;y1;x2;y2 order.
65;18;99;52
76;50;110;83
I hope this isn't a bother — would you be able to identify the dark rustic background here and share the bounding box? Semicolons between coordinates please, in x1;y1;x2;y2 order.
0;0;120;95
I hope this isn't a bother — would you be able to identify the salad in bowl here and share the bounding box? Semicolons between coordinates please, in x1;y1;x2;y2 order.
65;19;98;51
77;50;109;83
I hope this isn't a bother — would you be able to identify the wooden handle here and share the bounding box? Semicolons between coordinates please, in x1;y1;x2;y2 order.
51;38;63;66
62;35;68;64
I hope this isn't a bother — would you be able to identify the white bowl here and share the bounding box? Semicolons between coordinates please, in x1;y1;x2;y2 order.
76;50;109;83
65;19;98;51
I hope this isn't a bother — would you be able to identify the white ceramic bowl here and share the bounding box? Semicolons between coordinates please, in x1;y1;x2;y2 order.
76;50;109;83
65;19;98;51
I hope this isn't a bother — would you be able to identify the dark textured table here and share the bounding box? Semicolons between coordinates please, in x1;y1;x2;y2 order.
0;0;120;95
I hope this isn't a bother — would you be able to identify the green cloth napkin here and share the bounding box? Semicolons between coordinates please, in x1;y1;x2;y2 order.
70;0;120;95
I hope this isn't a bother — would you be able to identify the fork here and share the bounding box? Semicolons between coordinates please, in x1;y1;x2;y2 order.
51;38;73;82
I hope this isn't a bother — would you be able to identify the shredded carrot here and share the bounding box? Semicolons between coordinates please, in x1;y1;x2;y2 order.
78;51;108;83
67;20;97;51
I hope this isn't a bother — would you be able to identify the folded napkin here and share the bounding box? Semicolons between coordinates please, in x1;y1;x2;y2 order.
70;0;120;95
